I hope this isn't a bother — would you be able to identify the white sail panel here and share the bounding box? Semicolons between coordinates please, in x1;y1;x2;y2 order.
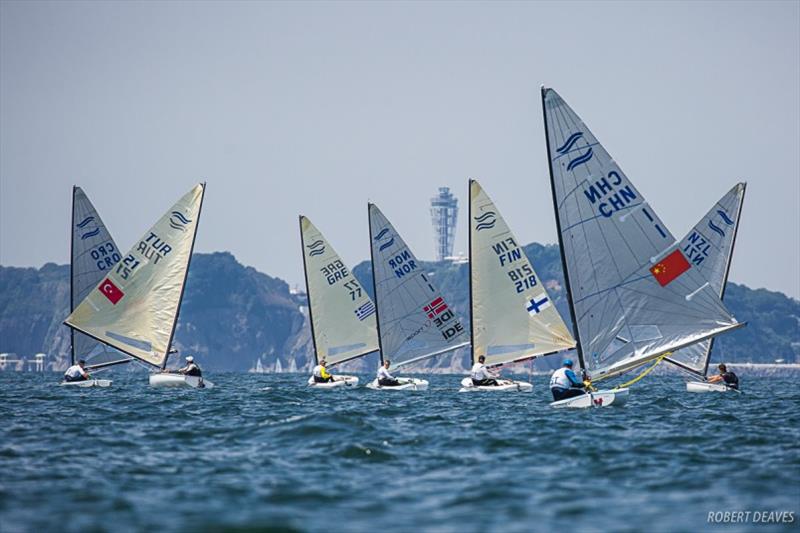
65;184;205;367
542;87;741;379
470;180;575;366
666;183;746;375
71;187;132;368
369;203;469;367
300;216;379;366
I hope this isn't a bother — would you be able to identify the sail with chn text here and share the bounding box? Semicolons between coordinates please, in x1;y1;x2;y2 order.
665;183;746;376
70;186;132;369
65;184;205;368
299;216;379;366
469;179;575;367
541;87;742;379
369;203;469;368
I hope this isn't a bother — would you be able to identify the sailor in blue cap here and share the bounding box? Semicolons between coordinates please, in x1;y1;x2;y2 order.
549;358;587;401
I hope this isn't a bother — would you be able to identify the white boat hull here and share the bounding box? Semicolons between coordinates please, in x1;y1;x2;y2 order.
149;373;214;389
59;379;112;388
686;381;732;393
366;378;429;391
306;375;359;389
458;377;533;393
549;388;628;408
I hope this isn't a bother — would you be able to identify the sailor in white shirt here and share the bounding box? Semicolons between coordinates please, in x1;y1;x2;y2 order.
64;359;90;382
377;360;401;387
470;355;499;386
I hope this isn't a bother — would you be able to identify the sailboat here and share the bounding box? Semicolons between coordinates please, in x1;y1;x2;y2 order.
299;215;379;389
366;203;469;390
460;180;577;392
541;87;744;407
60;186;132;387
64;184;211;389
665;183;746;392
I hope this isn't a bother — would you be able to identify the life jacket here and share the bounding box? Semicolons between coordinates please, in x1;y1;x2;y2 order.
550;367;573;389
185;363;202;377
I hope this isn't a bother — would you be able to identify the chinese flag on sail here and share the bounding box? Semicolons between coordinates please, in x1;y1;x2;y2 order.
98;278;125;304
650;250;691;287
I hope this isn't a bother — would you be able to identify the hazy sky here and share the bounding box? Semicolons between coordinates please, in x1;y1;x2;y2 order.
2;1;798;298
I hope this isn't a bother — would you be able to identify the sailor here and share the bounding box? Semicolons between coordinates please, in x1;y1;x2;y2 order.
377;360;401;387
471;355;499;387
312;359;335;383
707;363;739;390
177;355;202;377
549;359;586;401
64;359;90;382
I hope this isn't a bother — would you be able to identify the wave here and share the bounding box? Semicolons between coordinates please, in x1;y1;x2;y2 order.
566;148;594;171
76;216;95;228
306;240;324;250
171;211;192;224
378;237;395;251
80;228;100;240
473;211;496;222
374;228;389;241
556;131;584;154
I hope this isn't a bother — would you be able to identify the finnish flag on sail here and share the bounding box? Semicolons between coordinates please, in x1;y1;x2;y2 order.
526;294;551;316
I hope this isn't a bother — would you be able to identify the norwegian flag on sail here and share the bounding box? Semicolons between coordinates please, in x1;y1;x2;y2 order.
423;297;448;319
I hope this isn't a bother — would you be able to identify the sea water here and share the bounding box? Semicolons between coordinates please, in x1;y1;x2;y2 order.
1;372;798;532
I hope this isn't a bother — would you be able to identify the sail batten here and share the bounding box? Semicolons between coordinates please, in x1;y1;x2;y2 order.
300;216;379;366
469;180;575;367
368;203;469;366
542;87;741;379
65;184;206;368
70;187;132;368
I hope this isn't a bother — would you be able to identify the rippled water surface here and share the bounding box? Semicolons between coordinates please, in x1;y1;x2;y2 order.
1;372;798;532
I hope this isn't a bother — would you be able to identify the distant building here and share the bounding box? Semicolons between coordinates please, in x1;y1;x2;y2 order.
430;187;458;261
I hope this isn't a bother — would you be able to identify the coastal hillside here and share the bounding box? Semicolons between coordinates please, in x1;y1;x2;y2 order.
0;247;797;371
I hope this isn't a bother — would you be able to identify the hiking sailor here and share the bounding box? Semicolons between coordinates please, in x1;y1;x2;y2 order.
64;359;90;382
377;360;401;387
549;359;587;401
707;363;739;390
471;355;499;387
177;355;202;377
312;359;335;383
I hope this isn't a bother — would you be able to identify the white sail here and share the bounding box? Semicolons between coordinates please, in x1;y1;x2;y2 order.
542;87;742;380
300;216;379;366
665;183;746;376
65;184;205;368
470;180;576;367
369;203;469;367
70;187;131;368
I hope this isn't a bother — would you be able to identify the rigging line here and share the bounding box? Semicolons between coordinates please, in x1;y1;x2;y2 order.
591;351;670;387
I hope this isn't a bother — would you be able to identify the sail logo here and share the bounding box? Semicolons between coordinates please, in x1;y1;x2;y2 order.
307;239;326;257
374;228;395;252
354;301;375;321
707;208;735;238
80;228;100;240
526;294;551;315
557;132;594;171
76;216;95;228
98;277;124;304
169;211;192;232
474;211;497;231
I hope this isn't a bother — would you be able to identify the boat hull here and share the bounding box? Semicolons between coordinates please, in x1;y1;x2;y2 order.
458;377;533;393
149;373;214;389
59;379;112;388
549;388;628;408
306;375;359;389
686;381;732;393
366;378;429;391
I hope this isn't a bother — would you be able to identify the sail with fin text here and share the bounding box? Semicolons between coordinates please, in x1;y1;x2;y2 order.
65;184;205;368
469;179;575;367
299;215;379;366
665;183;746;376
70;186;132;369
369;203;469;368
541;87;742;379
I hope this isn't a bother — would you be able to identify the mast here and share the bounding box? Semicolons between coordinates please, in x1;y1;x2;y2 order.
69;186;77;366
702;182;747;378
541;86;584;370
468;179;476;367
299;215;321;364
162;182;206;370
368;203;386;366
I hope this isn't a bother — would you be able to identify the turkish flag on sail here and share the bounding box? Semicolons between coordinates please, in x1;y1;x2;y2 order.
98;278;125;304
650;250;691;287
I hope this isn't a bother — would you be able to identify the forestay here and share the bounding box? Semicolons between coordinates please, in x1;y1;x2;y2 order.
541;87;742;379
70;187;131;368
469;180;576;366
299;216;379;366
368;203;469;367
665;183;746;376
65;184;205;368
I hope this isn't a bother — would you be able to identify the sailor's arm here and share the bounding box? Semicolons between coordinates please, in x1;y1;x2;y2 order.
707;375;722;383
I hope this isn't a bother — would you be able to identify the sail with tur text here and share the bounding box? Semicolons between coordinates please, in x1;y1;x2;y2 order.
65;184;205;368
542;87;742;379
